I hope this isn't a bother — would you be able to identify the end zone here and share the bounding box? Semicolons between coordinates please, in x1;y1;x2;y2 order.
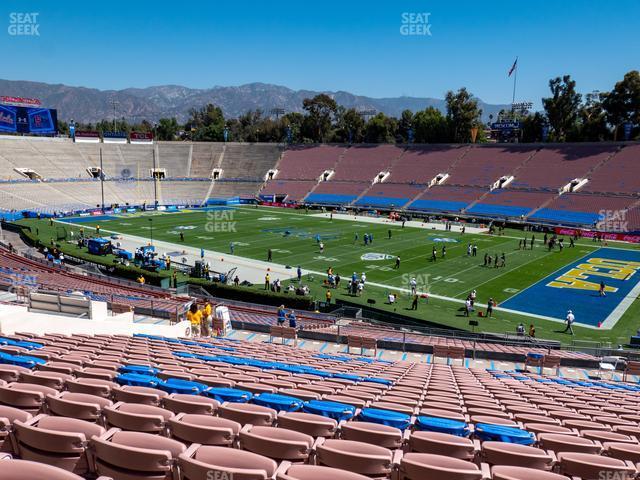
500;247;640;329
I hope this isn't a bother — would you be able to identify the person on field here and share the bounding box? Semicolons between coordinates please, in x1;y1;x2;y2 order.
411;293;419;310
562;310;575;335
486;298;494;317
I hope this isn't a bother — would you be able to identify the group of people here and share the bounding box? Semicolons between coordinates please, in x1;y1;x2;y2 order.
347;271;366;296
544;233;575;251
277;305;298;329
483;252;506;268
186;301;215;337
516;322;536;337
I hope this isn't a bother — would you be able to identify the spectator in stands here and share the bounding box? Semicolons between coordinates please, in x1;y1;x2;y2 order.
187;303;202;337
137;274;145;285
277;305;286;326
563;310;575;335
288;310;297;329
202;301;212;336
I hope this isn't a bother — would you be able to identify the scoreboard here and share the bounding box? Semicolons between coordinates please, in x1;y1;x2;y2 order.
0;104;58;134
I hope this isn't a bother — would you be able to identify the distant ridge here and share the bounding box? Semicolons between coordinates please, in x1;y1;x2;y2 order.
0;79;510;124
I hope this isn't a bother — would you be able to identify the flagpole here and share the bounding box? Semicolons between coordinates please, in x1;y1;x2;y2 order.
511;57;518;106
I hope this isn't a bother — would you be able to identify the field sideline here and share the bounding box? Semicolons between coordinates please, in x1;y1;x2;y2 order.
20;206;640;345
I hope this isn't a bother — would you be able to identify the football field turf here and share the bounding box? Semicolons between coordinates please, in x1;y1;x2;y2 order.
33;206;640;345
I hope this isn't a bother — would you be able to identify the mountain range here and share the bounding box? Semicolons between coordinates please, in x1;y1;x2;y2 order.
0;79;510;124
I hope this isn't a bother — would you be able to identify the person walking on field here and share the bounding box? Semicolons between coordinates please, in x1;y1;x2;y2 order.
267;249;272;262
562;310;575;335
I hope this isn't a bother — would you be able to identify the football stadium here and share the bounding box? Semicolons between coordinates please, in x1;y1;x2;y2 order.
0;2;639;479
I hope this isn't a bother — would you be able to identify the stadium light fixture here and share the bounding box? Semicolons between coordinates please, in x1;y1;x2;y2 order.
357;109;377;118
270;108;285;119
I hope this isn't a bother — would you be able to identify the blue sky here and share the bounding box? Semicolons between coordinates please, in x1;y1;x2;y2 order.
1;0;638;108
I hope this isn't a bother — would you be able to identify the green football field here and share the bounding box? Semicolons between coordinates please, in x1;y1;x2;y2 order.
21;206;640;346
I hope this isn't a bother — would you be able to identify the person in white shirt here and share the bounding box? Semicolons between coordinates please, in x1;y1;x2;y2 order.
410;277;417;295
563;310;575;335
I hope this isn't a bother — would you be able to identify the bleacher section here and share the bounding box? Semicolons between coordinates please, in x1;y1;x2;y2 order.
220;143;281;180
0;138;639;230
447;146;537;187
307;182;370;205
331;145;402;182
510;145;617;190
189;142;225;177
467;190;557;218
386;145;466;184
581;144;640;194
157;142;190;178
409;186;489;213
260;179;317;202
275;145;346;180
355;183;426;208
1;323;640;479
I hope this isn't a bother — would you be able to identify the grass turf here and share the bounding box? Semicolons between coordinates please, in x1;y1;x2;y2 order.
18;206;640;346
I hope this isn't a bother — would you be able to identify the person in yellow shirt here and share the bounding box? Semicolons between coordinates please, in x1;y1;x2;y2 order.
201;302;212;336
137;275;145;285
186;303;202;337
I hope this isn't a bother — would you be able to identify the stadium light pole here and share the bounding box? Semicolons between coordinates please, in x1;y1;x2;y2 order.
99;147;105;213
110;98;119;132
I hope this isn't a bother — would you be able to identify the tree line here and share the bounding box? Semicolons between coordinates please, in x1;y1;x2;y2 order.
59;70;639;144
